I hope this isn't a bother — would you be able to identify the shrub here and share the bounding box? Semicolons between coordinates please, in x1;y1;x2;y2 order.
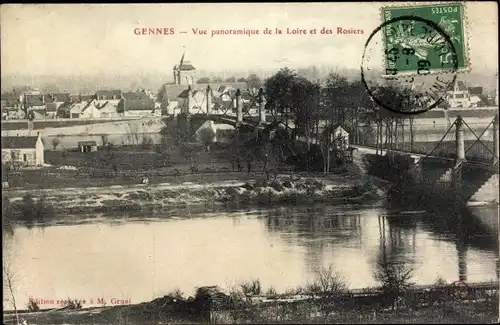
269;179;284;192
240;279;262;296
373;261;414;310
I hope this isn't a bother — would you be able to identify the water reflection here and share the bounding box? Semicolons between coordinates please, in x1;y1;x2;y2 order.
2;203;498;311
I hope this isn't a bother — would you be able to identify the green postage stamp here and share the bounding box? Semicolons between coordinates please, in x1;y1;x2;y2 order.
381;2;469;75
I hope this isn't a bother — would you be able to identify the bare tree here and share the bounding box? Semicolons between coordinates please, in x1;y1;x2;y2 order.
305;265;348;323
3;262;20;325
373;260;414;310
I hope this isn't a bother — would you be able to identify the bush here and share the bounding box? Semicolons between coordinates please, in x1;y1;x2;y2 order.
240;279;262;296
141;136;154;149
269;179;284;192
254;178;268;188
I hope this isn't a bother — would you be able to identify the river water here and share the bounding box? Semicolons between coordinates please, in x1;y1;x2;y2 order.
3;203;498;310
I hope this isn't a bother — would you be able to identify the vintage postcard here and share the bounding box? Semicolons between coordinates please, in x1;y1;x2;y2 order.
2;2;499;324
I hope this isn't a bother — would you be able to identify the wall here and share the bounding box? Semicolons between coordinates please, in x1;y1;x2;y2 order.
42;132;165;150
1;148;37;165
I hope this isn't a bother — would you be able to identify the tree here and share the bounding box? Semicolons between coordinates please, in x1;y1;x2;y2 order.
3;262;20;325
305;265;348;323
247;73;262;89
225;76;236;83
197;77;211;84
373;260;414;310
211;76;223;83
51;137;60;150
156;84;170;114
197;126;216;152
101;134;109;147
237;77;247;82
264;67;300;128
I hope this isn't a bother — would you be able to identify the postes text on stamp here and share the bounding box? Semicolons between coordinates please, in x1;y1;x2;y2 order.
382;2;468;75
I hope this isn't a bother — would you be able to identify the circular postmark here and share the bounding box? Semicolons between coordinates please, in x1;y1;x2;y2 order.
448;280;469;300
361;15;459;115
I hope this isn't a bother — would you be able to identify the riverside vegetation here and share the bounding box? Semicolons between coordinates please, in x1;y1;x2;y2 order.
2;176;382;224
3;264;498;324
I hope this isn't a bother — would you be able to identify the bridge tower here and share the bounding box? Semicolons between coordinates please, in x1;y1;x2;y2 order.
455;115;466;164
494;113;499;165
452;115;466;189
258;88;266;124
206;85;213;115
235;89;243;125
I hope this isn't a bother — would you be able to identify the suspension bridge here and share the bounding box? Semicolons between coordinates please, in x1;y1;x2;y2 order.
178;85;499;207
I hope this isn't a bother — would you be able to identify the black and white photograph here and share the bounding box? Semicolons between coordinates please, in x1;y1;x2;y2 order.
2;2;499;324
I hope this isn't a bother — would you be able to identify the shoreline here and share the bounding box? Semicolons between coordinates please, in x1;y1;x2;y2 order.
3;174;386;219
3;281;498;324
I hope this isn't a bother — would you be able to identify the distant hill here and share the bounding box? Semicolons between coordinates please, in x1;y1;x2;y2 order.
1;67;497;95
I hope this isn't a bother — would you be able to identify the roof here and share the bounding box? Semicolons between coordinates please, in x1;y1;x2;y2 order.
24;94;44;107
455;81;468;92
96;89;122;99
164;84;190;101
81;94;96;102
177;88;192;99
78;141;97;146
1;136;39;149
468;87;483;95
122;96;154;111
45;93;71;103
178;63;196;71
46;103;58;112
122;91;150;101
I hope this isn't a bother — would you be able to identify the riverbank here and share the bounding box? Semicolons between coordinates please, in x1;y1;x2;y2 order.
2;174;385;219
3;281;498;324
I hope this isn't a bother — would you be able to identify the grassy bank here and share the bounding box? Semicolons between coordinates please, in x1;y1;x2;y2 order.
4;279;498;325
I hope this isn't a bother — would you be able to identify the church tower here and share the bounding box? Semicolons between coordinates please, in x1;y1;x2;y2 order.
173;50;196;85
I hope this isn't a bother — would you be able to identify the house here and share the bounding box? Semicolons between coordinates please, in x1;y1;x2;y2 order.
97;101;121;118
69;102;88;118
332;125;349;150
119;92;157;117
1;132;45;166
78;141;98;152
80;100;102;119
24;94;46;111
44;92;71;118
96;89;122;101
76;98;120;119
1;92;22;119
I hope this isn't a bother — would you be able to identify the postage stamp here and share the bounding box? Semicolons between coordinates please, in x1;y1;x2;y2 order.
381;2;469;75
361;14;459;115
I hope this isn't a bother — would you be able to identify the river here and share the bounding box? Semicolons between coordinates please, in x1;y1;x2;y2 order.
2;203;498;311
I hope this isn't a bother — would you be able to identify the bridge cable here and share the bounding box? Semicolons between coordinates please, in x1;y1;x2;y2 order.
411;118;458;168
463;117;495;155
462;118;499;161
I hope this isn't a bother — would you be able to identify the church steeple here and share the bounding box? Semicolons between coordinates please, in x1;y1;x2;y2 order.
173;47;196;85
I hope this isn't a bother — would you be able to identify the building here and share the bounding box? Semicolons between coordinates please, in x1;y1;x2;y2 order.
1;92;22;119
78;141;98;152
163;51;248;116
1;132;45;166
96;89;122;101
44;93;71;118
445;80;488;108
332;125;349;150
119;91;157;117
173;51;197;85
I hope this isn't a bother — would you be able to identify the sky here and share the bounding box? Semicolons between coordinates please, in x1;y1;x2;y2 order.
1;2;498;78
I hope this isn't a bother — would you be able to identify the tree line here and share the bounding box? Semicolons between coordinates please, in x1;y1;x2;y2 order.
263;67;424;160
